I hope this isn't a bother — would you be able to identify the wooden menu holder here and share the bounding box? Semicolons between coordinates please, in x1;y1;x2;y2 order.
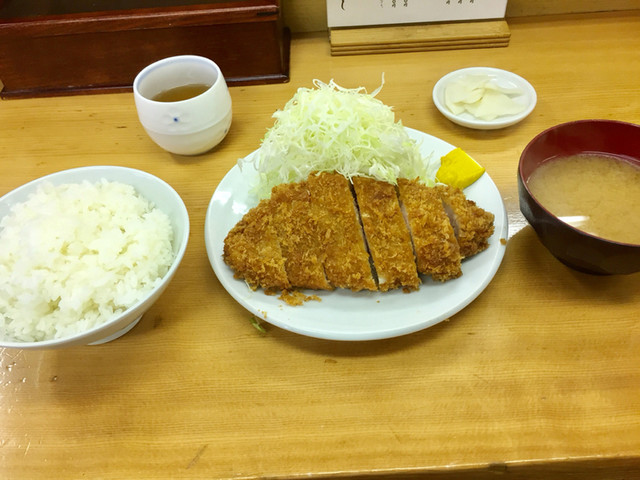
329;20;510;56
0;0;290;98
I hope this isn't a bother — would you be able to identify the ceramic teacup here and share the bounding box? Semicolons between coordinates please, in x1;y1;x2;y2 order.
133;55;232;155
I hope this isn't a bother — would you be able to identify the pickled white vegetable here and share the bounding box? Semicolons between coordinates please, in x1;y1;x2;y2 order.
444;74;526;121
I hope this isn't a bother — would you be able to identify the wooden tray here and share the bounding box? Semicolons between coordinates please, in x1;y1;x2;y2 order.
0;0;290;98
330;20;510;56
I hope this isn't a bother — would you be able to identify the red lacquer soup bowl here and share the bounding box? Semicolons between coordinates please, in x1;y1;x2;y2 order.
518;119;640;275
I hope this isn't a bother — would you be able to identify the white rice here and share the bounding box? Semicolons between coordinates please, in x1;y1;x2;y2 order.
0;179;174;342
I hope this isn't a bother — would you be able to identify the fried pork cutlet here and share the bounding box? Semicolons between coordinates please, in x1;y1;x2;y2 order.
397;178;462;282
307;172;377;291
222;173;495;296
352;176;420;292
222;199;290;291
270;181;332;290
435;184;495;258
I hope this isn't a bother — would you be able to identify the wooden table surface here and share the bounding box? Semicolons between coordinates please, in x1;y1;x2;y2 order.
1;11;639;480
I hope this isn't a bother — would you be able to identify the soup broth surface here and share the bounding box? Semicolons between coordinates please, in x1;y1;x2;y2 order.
152;83;211;102
527;153;640;244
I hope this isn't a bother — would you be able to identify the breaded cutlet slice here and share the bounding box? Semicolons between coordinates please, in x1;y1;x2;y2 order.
397;178;462;282
352;176;420;292
435;184;495;258
307;172;377;291
270;180;332;290
223;199;290;291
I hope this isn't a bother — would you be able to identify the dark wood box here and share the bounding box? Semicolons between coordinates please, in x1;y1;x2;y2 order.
0;0;290;98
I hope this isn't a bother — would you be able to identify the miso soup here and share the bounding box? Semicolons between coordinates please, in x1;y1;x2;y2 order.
527;153;640;245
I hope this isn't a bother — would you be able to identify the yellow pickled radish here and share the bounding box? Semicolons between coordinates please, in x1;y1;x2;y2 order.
436;148;485;189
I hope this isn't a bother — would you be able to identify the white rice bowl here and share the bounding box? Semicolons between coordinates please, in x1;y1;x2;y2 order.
0;166;189;348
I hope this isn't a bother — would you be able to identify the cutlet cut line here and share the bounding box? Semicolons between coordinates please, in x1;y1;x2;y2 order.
395;183;419;266
397;178;462;282
435;184;495;258
352;176;420;292
348;178;380;289
307;172;378;292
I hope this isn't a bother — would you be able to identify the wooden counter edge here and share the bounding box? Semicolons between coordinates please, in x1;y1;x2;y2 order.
263;456;640;480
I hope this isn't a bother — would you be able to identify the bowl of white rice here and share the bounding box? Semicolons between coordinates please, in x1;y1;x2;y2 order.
0;166;189;348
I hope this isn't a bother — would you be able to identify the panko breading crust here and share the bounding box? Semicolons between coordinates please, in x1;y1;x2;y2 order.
270;181;332;290
397;178;462;282
223;173;495;295
435;184;495;258
352;176;420;292
308;172;377;291
222;200;290;292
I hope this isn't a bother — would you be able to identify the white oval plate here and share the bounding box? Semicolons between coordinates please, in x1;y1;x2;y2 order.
205;128;508;341
433;67;537;130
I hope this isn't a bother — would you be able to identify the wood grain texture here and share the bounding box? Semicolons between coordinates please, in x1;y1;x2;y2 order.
1;11;640;480
0;1;290;98
329;20;510;55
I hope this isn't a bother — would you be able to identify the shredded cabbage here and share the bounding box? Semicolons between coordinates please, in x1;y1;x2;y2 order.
239;77;436;198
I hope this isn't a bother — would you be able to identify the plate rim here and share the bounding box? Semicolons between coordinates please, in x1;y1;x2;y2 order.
432;66;537;130
205;127;508;341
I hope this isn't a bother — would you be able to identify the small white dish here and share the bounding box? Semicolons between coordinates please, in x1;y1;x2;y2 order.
433;67;537;130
